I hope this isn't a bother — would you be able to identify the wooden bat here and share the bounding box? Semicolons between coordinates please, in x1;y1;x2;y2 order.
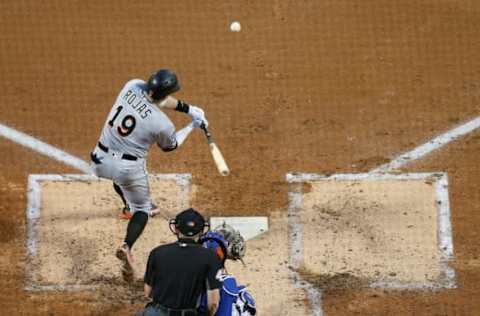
201;124;230;176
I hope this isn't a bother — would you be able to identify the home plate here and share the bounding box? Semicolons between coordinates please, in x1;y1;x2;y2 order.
210;217;268;240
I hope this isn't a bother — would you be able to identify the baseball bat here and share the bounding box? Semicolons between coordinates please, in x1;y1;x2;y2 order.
200;124;230;176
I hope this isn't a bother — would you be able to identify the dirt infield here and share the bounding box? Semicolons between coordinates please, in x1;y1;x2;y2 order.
1;0;480;315
27;176;309;314
292;174;453;289
27;176;189;290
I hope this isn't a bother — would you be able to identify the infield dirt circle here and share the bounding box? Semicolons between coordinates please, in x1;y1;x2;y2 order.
1;0;480;315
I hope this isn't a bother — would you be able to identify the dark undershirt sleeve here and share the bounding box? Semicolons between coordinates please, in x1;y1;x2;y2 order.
206;254;223;290
144;251;155;286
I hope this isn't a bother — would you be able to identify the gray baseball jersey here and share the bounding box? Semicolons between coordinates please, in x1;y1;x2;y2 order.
99;79;177;157
91;79;176;213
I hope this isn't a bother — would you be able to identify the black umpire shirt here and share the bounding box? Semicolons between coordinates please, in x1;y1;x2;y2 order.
144;238;223;309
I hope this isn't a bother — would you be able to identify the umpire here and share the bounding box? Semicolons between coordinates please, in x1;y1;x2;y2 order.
138;208;223;316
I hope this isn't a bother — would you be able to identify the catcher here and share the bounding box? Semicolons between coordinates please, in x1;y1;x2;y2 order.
199;223;256;316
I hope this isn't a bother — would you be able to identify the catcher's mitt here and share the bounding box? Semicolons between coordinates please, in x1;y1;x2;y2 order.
213;222;246;261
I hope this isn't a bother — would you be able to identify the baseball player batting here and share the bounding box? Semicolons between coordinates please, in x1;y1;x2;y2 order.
90;69;207;278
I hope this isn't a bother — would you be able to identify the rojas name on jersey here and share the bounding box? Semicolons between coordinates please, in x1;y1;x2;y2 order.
122;89;152;119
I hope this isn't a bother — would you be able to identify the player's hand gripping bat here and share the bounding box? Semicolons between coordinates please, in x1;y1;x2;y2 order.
200;123;230;176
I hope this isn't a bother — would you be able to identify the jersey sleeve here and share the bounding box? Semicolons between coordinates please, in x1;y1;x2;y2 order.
206;253;223;290
156;124;178;151
144;250;156;286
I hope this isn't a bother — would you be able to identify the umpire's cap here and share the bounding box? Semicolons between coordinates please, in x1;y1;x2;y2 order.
172;208;208;237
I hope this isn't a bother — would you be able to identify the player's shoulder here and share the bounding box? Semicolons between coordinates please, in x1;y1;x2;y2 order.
154;241;176;251
149;242;174;257
123;78;146;90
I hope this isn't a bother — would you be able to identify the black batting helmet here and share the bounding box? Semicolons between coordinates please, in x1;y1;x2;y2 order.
146;69;180;101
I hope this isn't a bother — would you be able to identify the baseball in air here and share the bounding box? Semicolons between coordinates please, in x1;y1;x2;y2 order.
230;21;241;32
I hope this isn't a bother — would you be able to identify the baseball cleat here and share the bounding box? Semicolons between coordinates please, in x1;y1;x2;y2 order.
116;243;134;282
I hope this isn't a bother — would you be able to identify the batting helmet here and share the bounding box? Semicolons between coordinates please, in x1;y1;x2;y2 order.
146;69;180;101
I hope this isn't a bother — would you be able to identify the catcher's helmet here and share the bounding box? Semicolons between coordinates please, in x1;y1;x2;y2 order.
200;231;229;265
146;69;180;101
214;223;246;261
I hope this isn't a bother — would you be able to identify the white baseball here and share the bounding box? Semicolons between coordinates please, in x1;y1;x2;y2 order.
230;21;241;32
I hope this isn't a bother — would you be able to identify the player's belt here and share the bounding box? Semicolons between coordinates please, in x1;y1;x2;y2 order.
97;142;138;161
148;302;198;316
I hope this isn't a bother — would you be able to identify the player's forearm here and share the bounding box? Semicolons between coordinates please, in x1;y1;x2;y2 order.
144;284;152;298
158;97;195;116
207;303;218;316
175;123;195;147
206;289;220;316
157;96;179;109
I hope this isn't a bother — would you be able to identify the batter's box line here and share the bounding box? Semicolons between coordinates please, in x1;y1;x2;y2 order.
25;173;191;292
287;172;456;315
287;172;455;288
288;190;324;316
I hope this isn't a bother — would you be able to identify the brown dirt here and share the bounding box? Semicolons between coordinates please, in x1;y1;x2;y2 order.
299;269;371;291
1;0;480;315
31;179;186;288
300;179;444;286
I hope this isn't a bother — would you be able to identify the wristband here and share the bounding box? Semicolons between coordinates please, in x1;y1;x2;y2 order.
175;100;190;113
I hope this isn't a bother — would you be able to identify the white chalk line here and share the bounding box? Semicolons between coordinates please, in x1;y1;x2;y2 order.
3;123;261;292
288;189;323;316
10;114;469;303
372;116;480;173
0;123;91;174
435;174;456;289
1;122;190;291
284;116;480;310
287;171;445;182
25;173;192;291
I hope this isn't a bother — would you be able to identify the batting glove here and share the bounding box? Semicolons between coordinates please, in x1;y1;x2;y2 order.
187;105;205;121
192;118;204;129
